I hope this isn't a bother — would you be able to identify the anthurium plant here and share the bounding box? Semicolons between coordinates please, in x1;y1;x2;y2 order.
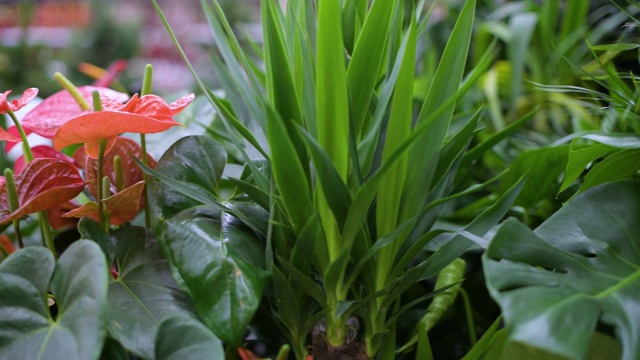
0;67;202;359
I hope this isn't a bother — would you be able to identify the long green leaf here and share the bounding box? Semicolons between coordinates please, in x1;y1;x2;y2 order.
402;0;476;221
348;0;398;136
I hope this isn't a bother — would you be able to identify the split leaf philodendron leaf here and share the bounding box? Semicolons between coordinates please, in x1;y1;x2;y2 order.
484;181;640;360
148;135;268;345
106;226;196;359
155;316;224;360
0;241;108;360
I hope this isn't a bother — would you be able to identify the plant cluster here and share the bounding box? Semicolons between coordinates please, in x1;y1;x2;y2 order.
0;0;639;360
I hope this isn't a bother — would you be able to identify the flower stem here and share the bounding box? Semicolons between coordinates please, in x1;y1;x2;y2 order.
7;110;55;256
6;109;33;162
39;211;55;257
97;139;107;230
92;90;108;230
140;64;153;229
102;176;111;233
4;169;23;249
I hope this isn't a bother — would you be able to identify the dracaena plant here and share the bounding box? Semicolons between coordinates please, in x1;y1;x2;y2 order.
149;0;525;358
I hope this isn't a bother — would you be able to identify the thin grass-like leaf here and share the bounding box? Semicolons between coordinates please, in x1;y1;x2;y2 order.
347;0;398;137
402;0;476;221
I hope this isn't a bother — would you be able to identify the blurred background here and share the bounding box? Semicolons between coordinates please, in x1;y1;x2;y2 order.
0;0;262;96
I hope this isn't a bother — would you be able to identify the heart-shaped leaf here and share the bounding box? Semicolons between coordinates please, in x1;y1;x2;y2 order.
106;226;196;359
154;316;224;360
484;180;640;360
148;135;267;345
0;240;108;360
0;158;85;224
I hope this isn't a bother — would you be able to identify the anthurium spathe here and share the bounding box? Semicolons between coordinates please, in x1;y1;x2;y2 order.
73;137;157;201
21;86;128;139
0;158;85;224
13;145;74;174
0;88;38;114
0;88;38;144
63;181;145;225
53;92;195;158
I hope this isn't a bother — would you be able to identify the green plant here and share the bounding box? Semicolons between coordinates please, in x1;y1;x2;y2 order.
148;0;529;358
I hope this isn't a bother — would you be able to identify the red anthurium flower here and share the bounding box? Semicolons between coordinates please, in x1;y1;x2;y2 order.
0;88;38;114
0;158;86;225
21;86;128;139
53;92;194;158
74;137;157;202
3;126;29;152
63;181;145;225
13;145;74;174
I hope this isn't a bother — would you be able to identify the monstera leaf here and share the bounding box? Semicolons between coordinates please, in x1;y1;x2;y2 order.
484;181;640;360
0;241;108;360
148;136;269;345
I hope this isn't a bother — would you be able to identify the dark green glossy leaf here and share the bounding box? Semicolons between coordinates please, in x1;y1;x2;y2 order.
148;135;268;345
78;217;115;264
159;208;268;345
155;316;224;360
579;149;640;193
560;142;615;193
107;226;195;359
484;181;640;360
0;241;108;360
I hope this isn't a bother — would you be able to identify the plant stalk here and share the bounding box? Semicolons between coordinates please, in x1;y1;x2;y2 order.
140;64;153;229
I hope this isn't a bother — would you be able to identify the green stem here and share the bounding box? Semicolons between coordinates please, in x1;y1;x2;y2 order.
39;212;55;257
7;110;54;256
140;64;153;229
4;169;23;249
7;109;33;162
140;134;151;229
102;176;111;233
97;139;107;230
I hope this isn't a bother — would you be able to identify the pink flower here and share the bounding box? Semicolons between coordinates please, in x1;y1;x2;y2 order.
0;88;38;114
